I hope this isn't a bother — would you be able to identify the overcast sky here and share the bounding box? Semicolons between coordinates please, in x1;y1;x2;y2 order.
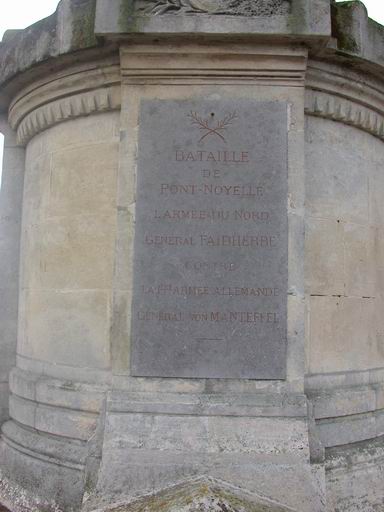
0;0;384;182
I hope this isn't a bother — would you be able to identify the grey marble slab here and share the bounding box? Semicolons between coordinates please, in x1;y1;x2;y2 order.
131;99;288;379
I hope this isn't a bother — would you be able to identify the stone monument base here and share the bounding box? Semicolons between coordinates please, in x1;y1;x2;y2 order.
1;1;384;511
81;388;324;512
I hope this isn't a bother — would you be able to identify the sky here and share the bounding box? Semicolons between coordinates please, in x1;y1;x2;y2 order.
0;0;383;182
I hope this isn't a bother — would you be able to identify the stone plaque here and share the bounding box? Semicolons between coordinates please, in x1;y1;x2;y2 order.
131;99;288;379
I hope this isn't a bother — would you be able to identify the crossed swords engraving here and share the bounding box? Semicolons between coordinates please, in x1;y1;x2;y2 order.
187;111;238;143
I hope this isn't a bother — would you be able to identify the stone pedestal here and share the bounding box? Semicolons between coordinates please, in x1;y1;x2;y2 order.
0;1;383;511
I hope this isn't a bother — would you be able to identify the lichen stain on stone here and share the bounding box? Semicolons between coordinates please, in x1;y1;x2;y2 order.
118;0;140;33
108;482;289;512
286;0;306;35
59;380;78;391
0;13;57;78
70;0;98;49
331;2;360;53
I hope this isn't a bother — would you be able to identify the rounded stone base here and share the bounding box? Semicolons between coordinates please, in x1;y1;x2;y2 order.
0;421;86;511
325;437;384;512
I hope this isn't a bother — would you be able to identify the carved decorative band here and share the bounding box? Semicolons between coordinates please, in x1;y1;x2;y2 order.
135;0;291;16
16;87;121;145
305;90;384;141
120;47;307;87
122;73;306;86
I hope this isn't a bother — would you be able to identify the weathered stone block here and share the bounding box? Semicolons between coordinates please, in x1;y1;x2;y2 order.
305;217;344;296
343;223;375;298
21;215;116;290
309;296;376;374
49;142;118;218
305;118;370;225
18;289;112;369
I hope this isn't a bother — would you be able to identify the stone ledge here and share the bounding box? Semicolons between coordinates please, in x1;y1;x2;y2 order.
316;410;384;448
331;1;384;69
107;389;308;417
307;383;384;419
9;367;107;414
305;89;384;140
325;434;384;470
9;394;98;442
16;354;112;384
305;367;384;390
1;1;384;119
1;420;87;470
15;86;120;145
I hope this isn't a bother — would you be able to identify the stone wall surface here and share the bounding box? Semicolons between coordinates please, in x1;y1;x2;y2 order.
0;121;24;427
0;1;383;512
304;56;384;511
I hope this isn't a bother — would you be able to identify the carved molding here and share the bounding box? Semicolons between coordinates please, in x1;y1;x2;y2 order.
307;64;384;118
120;45;307;87
305;90;384;141
135;0;291;16
16;87;121;145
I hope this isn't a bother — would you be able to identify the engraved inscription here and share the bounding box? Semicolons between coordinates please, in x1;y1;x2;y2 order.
131;99;288;379
188;111;238;143
141;284;280;296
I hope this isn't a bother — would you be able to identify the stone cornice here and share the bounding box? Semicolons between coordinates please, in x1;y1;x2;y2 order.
15;86;121;145
306;62;384;118
305;90;384;141
305;61;384;141
8;61;120;125
7;60;121;145
331;1;384;72
9;53;384;145
120;44;308;86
